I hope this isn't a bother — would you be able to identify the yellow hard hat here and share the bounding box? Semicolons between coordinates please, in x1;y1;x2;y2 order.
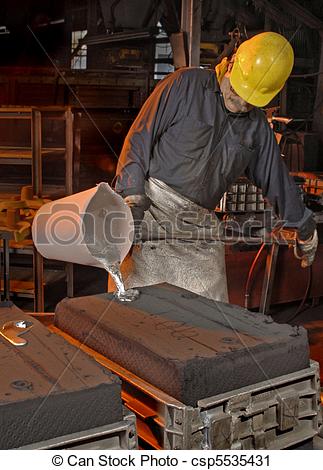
230;32;294;107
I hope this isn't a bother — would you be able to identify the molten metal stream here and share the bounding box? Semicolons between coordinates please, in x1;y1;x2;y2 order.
99;258;139;302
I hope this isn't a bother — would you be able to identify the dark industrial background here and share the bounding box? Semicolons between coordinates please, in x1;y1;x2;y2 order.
0;0;323;379
0;0;323;453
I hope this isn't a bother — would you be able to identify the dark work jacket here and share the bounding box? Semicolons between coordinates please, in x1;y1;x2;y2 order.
115;67;314;236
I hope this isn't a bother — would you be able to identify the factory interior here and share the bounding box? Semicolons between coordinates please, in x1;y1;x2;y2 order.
1;0;323;451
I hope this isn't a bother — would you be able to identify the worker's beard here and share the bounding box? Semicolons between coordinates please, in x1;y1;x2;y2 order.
220;76;254;113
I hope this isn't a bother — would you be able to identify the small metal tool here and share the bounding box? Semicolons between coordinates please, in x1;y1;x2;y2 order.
0;320;33;346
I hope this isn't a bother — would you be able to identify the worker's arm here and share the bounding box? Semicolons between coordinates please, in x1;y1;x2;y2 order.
246;115;316;242
114;70;187;242
115;70;187;197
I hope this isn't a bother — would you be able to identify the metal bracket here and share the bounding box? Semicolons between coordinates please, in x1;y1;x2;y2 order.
0;320;33;346
277;393;300;431
208;414;233;449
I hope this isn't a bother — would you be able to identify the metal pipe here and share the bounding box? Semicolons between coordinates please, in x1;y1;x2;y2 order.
3;237;10;302
181;0;202;67
33;247;44;312
31;109;42;198
65;107;73;196
259;243;280;314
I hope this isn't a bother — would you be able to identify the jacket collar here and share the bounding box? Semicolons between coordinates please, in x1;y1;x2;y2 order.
205;70;221;93
205;69;258;120
209;71;260;119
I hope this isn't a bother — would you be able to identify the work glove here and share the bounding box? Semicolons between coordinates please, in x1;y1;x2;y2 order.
294;229;318;268
123;194;150;244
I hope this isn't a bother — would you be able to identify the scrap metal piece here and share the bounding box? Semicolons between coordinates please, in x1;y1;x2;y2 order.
0;320;33;346
0;185;50;243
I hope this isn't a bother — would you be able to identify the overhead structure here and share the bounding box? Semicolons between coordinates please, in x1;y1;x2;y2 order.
181;0;202;67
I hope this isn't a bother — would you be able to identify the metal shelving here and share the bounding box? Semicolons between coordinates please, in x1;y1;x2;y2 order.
0;106;81;311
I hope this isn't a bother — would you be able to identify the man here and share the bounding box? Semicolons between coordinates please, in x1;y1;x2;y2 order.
112;32;318;302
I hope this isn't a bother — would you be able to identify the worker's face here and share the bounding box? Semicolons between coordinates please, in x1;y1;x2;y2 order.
220;75;254;113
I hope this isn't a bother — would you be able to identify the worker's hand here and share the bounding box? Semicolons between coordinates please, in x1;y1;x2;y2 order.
124;194;150;244
294;229;318;268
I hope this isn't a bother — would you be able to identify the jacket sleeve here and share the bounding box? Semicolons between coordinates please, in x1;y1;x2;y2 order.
245;115;315;240
115;70;186;197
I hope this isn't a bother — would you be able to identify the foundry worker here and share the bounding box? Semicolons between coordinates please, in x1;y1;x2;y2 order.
112;32;318;302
